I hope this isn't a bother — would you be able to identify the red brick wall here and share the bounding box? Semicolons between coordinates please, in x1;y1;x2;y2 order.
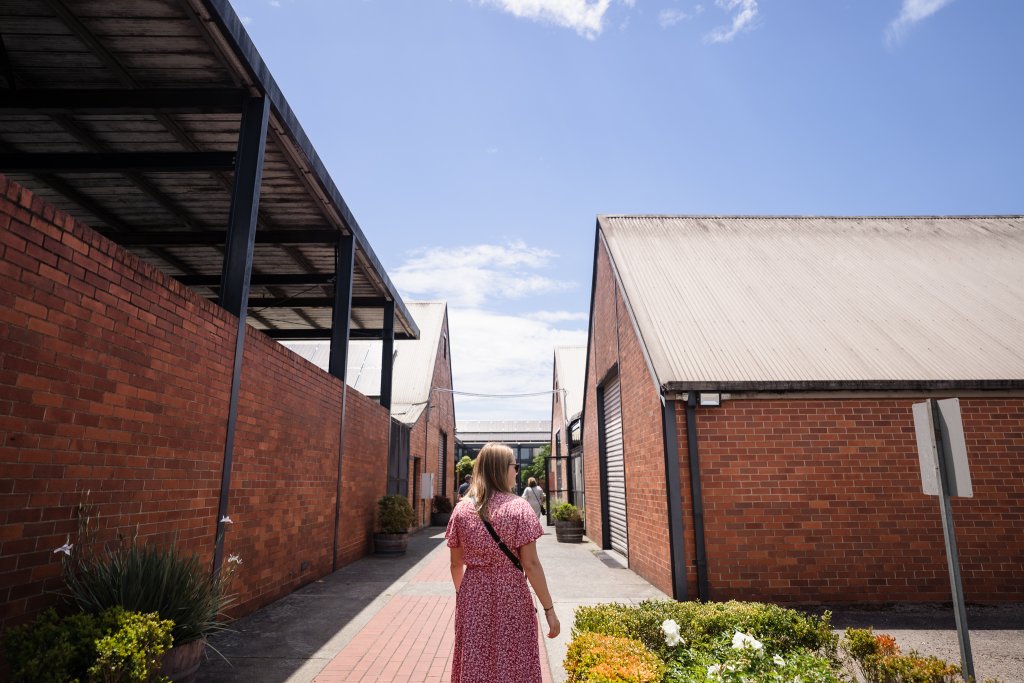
406;310;456;529
678;397;1024;603
0;175;390;630
583;237;674;596
336;389;390;566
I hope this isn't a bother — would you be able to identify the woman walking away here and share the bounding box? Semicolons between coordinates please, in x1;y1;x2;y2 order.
521;477;546;521
445;442;559;683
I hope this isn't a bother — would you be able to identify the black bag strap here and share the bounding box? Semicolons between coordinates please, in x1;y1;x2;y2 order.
481;517;524;573
468;497;523;573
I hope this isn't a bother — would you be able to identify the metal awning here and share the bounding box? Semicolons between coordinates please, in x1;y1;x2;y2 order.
0;0;418;341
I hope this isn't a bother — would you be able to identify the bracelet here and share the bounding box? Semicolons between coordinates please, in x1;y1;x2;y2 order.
543;605;555;612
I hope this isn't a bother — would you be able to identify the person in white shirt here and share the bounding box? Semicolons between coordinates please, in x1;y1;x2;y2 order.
521;477;546;520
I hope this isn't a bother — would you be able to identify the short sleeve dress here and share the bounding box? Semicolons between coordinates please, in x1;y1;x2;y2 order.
445;491;545;683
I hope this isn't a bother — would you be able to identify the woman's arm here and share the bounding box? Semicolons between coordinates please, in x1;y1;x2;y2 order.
449;545;465;592
520;542;560;638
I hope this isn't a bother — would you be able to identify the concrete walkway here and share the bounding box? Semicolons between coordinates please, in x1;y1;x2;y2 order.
198;526;667;682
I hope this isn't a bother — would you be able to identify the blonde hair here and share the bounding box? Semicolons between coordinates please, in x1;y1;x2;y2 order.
527;477;538;487
467;442;515;521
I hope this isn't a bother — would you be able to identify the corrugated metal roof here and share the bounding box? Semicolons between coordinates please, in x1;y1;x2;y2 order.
553;346;586;423
283;302;446;422
598;216;1024;391
456;420;552;443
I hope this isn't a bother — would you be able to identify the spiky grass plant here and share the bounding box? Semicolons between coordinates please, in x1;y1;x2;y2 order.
63;539;234;646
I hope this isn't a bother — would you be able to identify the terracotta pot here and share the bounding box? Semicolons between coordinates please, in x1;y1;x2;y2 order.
160;638;206;683
373;531;409;556
554;519;584;543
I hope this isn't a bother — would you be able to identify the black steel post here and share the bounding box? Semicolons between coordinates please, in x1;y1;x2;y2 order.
380;300;395;410
212;96;269;576
685;392;710;601
329;235;354;571
661;398;689;601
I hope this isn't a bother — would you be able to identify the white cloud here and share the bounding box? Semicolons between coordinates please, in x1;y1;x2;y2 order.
886;0;957;45
240;15;254;24
659;8;690;27
391;241;575;308
390;241;587;419
269;0;281;7
705;0;758;43
526;310;589;323
478;0;614;39
447;308;587;420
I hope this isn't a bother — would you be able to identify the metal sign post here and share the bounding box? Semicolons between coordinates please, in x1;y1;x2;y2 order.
911;398;975;682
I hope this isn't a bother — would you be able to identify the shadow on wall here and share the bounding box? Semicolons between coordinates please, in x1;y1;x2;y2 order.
195;530;447;682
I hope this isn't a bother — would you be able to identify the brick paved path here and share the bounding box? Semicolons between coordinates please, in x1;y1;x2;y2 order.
312;548;554;683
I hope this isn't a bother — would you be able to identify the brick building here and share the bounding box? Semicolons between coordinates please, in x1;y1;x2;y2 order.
583;215;1024;603
0;0;420;632
286;302;457;528
550;346;586;511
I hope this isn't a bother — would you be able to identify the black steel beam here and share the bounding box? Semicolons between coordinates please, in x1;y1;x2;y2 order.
380;300;395;410
213;97;269;576
685;393;710;601
329;236;355;380
110;229;341;246
0;88;248;114
0;152;235;173
238;296;383;309
261;328;414;341
178;273;334;287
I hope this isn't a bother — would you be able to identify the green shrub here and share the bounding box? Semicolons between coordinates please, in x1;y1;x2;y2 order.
842;627;963;683
573;600;837;662
665;646;842;682
63;538;232;646
3;607;173;683
564;632;665;683
377;494;415;533
551;502;583;523
431;494;453;514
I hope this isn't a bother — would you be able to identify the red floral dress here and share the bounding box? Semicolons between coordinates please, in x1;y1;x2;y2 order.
445;492;545;683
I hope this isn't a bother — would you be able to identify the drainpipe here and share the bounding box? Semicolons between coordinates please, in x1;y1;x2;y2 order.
661;396;688;601
686;392;710;601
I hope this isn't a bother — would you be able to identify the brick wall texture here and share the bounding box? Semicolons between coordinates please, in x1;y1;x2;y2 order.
585;233;1024;603
0;175;391;631
406;310;456;529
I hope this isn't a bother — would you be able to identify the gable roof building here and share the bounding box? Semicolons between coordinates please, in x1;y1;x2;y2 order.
583;215;1024;604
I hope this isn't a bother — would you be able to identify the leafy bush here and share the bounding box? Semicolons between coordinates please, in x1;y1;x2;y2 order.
456;455;475;480
842;628;963;683
431;494;453;514
564;632;665;683
573;600;837;662
63;538;232;646
377;494;415;533
551;502;583;523
665;645;842;683
3;607;173;683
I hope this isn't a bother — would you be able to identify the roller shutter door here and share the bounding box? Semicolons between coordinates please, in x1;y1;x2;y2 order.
602;377;627;556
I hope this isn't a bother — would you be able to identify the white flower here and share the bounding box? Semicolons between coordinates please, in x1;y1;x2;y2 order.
773;654;786;666
53;537;73;556
731;631;763;651
661;619;683;646
707;663;722;677
220;516;233;524
227;554;242;565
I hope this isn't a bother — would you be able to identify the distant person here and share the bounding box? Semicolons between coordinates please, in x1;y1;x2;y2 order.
457;474;471;500
445;443;559;682
521;477;546;521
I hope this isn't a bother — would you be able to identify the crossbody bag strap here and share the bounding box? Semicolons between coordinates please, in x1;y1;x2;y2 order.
481;517;524;573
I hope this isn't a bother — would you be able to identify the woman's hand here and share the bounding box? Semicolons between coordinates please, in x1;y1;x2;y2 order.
544;608;560;638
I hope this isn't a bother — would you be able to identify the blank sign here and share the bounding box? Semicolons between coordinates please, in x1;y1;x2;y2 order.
912;398;972;498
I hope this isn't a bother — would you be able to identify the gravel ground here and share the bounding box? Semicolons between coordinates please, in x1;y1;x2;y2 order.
807;603;1024;682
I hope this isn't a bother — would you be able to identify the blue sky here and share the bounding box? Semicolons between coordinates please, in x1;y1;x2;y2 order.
232;0;1024;421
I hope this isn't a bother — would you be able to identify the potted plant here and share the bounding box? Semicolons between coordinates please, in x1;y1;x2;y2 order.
62;537;236;683
551;502;584;543
373;495;415;556
430;494;454;527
